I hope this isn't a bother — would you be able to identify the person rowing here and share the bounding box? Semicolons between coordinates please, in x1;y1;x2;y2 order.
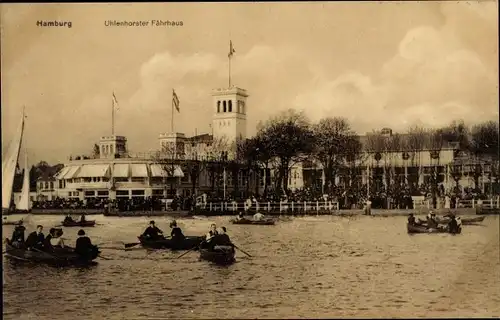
64;214;74;223
236;212;245;221
51;228;65;248
43;228;58;252
407;213;416;226
142;220;164;241
170;220;185;240
10;220;26;248
447;215;458;232
253;212;265;221
217;227;234;248
426;212;438;229
75;229;96;259
25;225;45;251
201;224;219;249
80;214;86;222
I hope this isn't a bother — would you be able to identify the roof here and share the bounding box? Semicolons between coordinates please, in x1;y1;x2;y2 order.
185;134;213;143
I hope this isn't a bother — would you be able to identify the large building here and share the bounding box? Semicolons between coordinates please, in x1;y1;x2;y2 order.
46;86;251;201
30;82;496;204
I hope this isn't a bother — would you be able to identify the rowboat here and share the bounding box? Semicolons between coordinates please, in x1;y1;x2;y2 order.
2;220;22;226
407;223;461;234
4;240;100;266
138;235;204;250
62;220;96;227
199;246;235;265
476;207;500;215
230;218;275;225
436;216;485;225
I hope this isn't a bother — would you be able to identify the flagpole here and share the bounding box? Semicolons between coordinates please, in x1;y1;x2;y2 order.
229;55;231;88
171;91;174;134
112;96;115;136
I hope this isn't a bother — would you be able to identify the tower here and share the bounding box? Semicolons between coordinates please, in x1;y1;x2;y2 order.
99;135;128;159
211;87;248;146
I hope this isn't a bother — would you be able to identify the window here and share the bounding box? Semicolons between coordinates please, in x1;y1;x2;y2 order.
84;191;95;197
116;190;129;196
217;101;221;113
97;191;109;196
152;189;164;196
228;100;232;112
131;177;145;183
131;190;145;196
151;177;163;185
115;177;128;182
223;101;227;112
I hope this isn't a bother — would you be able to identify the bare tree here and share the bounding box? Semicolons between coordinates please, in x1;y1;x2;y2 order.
260;109;315;195
311;117;358;194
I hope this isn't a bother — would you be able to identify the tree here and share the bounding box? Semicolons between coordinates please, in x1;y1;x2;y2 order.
311;117;359;194
92;144;100;158
427;128;445;208
259;109;315;195
470;121;499;158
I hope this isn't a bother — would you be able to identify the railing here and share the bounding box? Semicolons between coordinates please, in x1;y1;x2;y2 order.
413;197;500;209
458;198;500;209
197;201;340;214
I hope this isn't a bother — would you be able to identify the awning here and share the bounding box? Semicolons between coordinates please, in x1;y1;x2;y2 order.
55;167;70;179
76;164;110;178
113;164;129;178
131;164;148;177
63;166;81;179
150;164;184;178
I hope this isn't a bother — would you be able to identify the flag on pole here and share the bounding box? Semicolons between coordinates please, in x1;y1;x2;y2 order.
228;40;235;58
112;92;119;110
172;89;180;112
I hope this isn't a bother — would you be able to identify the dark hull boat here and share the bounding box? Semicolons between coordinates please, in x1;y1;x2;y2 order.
199;246;235;265
138;235;204;250
230;218;275;225
2;220;22;226
62;220;96;227
4;240;100;266
436;216;485;225
407;223;462;234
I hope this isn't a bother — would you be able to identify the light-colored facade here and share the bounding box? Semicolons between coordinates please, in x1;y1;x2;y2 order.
38;83;494;202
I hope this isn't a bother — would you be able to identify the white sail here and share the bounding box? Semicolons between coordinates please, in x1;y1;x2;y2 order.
17;151;30;211
2;112;25;211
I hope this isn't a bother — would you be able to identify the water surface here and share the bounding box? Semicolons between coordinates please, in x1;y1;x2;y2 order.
3;214;499;319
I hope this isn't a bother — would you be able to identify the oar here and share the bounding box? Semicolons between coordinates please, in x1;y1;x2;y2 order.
176;239;206;259
98;254;112;260
125;236;170;249
233;244;252;257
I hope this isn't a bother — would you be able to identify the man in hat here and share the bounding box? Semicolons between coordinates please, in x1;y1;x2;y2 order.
11;220;26;248
169;220;185;240
142;220;164;241
25;225;45;250
75;229;95;259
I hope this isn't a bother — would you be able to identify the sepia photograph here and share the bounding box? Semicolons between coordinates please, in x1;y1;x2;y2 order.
1;2;499;319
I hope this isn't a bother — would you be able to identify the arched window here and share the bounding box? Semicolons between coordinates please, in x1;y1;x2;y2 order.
217;101;221;113
228;100;232;112
223;101;227;112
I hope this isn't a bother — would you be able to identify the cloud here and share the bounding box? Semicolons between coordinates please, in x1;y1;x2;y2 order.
293;3;498;134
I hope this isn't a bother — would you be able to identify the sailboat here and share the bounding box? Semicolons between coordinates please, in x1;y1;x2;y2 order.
2;110;26;215
16;151;31;212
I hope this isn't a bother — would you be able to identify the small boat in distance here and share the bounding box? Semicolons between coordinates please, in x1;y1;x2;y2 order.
62;220;96;227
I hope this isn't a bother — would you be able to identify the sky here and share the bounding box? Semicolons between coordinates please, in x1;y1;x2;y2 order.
1;2;498;165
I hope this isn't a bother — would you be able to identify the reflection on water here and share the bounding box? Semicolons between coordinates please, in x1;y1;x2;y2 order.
3;214;500;319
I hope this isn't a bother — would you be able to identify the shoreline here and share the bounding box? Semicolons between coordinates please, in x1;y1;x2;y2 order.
2;207;485;217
